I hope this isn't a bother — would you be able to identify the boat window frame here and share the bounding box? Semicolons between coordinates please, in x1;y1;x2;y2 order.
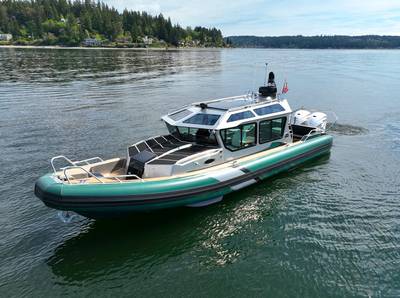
258;117;287;144
219;121;258;152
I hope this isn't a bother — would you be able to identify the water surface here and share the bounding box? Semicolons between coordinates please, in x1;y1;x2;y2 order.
0;48;400;297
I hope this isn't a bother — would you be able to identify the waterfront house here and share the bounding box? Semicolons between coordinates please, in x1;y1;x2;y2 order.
0;34;12;41
142;36;153;45
82;38;102;47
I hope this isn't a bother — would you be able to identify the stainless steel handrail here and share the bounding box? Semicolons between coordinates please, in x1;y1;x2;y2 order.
74;157;104;165
51;155;104;174
109;174;144;181
63;166;104;184
166;93;283;116
145;143;192;164
300;129;321;142
51;156;75;174
62;166;144;184
166;95;247;115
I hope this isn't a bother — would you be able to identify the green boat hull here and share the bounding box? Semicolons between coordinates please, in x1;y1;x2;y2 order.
34;135;333;218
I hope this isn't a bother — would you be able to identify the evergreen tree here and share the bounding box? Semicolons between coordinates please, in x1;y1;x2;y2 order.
0;0;226;47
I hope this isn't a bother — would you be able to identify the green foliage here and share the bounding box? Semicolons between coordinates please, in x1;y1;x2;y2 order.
226;35;400;49
0;0;226;47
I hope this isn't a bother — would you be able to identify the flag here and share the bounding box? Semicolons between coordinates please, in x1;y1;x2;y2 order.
282;80;289;94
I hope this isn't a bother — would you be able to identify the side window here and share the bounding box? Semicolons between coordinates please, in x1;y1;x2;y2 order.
166;123;180;139
242;123;256;147
259;117;286;144
177;127;198;142
220;123;256;151
259;120;272;143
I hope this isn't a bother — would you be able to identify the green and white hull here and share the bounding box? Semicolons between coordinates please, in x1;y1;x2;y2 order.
35;135;332;218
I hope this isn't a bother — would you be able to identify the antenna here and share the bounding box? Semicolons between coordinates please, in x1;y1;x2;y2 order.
264;63;269;85
251;62;256;92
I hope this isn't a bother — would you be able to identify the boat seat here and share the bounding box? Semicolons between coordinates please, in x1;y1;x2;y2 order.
128;146;139;156
127;150;157;177
231;129;241;147
146;139;162;149
164;135;182;143
136;142;149;152
155;136;170;145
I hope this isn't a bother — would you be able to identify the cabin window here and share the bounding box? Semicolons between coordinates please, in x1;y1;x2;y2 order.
183;113;220;126
227;111;255;122
169;109;192;121
253;104;285;116
177;127;197;142
176;127;218;145
220;123;257;151
259;117;287;144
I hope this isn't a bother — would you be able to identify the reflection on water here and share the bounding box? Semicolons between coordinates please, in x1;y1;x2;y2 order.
47;156;331;283
1;48;400;297
1;48;223;84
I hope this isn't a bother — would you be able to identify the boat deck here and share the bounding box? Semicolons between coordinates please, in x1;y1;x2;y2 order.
65;139;298;184
128;135;218;165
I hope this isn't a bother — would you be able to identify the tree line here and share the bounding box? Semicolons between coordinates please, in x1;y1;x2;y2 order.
0;0;225;47
226;35;400;49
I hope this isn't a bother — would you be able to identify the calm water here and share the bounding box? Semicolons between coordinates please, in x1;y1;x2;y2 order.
0;47;400;297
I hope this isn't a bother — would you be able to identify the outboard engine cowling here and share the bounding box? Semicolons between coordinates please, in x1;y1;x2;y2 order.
292;109;311;125
306;112;328;130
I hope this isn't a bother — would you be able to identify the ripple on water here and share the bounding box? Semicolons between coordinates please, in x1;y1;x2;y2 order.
329;123;369;135
1;48;400;297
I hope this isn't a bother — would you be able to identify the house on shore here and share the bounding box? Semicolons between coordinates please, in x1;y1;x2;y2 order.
0;34;13;41
142;36;153;45
82;38;102;47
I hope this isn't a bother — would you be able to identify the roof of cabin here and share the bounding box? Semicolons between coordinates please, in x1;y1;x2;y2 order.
161;94;292;130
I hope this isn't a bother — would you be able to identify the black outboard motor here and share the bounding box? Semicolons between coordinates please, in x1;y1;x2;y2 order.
259;72;277;98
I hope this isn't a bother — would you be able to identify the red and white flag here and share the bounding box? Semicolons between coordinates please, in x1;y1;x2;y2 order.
282;80;289;94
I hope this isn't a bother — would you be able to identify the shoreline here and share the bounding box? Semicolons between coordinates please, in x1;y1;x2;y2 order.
0;45;226;51
1;45;398;51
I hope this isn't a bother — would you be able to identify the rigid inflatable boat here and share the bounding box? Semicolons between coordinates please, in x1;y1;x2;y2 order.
35;71;335;219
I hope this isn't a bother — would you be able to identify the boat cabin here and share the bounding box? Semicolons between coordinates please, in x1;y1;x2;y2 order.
126;94;293;178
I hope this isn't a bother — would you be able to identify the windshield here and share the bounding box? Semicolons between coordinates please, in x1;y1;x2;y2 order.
166;124;218;146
